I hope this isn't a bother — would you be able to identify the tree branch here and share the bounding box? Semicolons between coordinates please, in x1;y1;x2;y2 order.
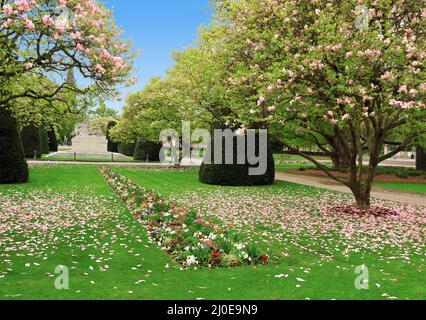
282;142;350;187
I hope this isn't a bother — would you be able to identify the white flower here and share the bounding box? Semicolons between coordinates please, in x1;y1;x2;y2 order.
208;233;217;240
267;106;276;112
186;255;198;266
240;251;249;260
235;243;246;250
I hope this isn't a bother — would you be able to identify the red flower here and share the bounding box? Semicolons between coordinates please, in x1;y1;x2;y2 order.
211;251;221;258
259;255;269;260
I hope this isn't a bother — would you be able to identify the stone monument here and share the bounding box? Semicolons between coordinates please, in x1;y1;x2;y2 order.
71;122;108;153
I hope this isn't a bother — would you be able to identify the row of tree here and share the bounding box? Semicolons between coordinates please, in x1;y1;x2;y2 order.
112;0;425;209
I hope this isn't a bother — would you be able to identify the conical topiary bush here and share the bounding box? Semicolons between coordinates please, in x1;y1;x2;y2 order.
133;140;163;161
48;126;58;152
40;127;50;155
21;124;42;159
0;107;29;184
107;121;119;153
199;131;275;186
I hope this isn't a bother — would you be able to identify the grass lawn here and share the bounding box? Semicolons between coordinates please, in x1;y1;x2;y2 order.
373;182;426;194
0;165;424;300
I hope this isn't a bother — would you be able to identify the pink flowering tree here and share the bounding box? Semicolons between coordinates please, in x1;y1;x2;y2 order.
211;0;425;209
0;0;136;183
0;0;135;105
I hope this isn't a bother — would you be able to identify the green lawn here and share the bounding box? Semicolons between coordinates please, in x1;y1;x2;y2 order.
0;165;424;300
373;182;426;194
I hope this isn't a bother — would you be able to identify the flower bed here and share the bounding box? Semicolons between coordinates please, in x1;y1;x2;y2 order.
98;166;268;268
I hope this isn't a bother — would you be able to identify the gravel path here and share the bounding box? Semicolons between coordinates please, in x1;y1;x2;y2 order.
276;172;426;207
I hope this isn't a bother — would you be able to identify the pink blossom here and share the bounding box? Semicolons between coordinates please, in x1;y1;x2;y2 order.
398;85;408;93
25;20;35;30
42;15;54;27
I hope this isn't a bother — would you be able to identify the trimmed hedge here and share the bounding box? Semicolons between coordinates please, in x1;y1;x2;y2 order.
0;107;29;184
107;121;119;153
21;124;42;158
133;140;163;161
118;142;136;157
199;132;275;186
40;127;50;155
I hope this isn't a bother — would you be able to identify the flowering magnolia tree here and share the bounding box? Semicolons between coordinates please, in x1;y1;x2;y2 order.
0;0;136;107
209;0;425;209
0;0;136;184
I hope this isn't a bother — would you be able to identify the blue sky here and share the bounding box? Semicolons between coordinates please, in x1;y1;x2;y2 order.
103;0;214;112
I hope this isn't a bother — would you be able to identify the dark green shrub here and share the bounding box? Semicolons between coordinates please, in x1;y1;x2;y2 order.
48;127;58;152
39;127;50;155
199;131;275;186
395;170;409;179
21;124;42;158
107;121;119;153
118;142;136;157
0;107;29;184
417;147;426;171
133;140;163;161
269;135;285;153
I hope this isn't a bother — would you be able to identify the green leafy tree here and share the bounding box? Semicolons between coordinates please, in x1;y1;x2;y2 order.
89;102;118;119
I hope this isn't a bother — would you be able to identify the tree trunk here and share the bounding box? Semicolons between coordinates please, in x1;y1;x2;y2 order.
349;160;376;210
416;146;426;171
354;188;372;210
0;107;29;184
330;151;350;169
328;138;350;169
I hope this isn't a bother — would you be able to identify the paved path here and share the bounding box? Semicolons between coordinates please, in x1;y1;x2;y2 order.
276;172;426;206
368;159;416;168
